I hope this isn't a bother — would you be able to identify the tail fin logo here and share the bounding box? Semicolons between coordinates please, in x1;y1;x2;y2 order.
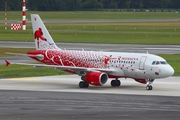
34;28;54;48
31;14;59;50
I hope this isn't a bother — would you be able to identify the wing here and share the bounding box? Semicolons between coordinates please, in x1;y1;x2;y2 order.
5;60;114;74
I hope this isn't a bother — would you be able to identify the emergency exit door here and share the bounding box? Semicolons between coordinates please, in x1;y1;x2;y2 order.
139;56;147;70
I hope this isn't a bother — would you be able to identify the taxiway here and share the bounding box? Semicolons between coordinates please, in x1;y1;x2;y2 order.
0;41;180;54
0;75;180;96
0;75;179;120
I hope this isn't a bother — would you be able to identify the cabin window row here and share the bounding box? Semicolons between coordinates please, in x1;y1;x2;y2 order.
55;58;136;64
109;60;136;64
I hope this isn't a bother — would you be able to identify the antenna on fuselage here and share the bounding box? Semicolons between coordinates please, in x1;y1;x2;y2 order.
146;51;149;54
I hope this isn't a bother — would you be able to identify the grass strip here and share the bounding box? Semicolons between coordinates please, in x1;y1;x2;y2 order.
0;22;180;44
0;64;68;78
2;11;180;20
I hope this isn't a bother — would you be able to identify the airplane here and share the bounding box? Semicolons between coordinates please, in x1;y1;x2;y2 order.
5;14;174;90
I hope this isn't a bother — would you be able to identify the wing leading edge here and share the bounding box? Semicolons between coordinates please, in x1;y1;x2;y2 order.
5;60;114;73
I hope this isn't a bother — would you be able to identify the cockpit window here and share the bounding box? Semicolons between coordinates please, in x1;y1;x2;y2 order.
152;61;156;65
152;61;168;65
156;61;160;65
160;61;168;65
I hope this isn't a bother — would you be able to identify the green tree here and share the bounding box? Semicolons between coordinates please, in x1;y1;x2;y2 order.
125;0;131;8
82;0;103;10
170;0;180;9
108;1;118;9
139;2;144;9
0;0;179;11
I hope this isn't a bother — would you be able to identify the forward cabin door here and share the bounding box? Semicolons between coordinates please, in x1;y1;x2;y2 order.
139;56;147;70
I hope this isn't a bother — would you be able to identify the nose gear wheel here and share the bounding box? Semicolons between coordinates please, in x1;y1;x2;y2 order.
146;79;154;90
146;85;153;90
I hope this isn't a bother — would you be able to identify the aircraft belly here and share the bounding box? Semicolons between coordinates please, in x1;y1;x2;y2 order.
124;69;151;79
109;69;125;77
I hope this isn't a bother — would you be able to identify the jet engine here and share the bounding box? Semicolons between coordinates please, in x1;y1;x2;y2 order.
85;72;108;86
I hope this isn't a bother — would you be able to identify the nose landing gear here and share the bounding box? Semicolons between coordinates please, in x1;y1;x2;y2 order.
146;85;153;90
146;79;154;90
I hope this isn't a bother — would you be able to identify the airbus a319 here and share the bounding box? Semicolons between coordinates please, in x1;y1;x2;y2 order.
5;14;174;90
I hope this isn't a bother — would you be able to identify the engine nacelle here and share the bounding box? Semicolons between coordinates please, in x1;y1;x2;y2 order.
85;72;108;86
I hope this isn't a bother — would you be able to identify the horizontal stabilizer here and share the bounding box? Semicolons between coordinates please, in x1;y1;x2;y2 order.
5;52;43;58
5;52;28;56
5;60;10;67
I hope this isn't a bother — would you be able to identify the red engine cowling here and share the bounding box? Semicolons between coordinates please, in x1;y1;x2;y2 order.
134;79;147;84
85;72;108;86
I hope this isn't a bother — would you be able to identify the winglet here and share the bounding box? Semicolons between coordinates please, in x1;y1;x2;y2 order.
5;60;10;67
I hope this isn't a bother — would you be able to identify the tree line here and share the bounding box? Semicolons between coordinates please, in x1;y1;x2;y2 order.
1;0;180;11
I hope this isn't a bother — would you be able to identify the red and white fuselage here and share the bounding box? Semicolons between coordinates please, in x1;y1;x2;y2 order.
27;49;174;82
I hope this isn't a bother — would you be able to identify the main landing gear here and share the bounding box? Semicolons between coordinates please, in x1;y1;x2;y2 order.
79;81;89;88
146;79;154;90
111;78;121;87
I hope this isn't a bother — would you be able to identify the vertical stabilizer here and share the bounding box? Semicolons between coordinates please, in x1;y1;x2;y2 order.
31;14;59;50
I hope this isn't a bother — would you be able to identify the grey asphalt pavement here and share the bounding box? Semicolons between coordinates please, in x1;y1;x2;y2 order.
0;90;179;120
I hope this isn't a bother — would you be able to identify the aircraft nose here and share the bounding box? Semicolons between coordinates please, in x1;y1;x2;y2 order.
166;65;174;76
169;66;174;76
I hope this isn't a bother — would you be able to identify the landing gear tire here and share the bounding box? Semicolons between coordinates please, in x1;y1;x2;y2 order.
111;80;121;87
146;85;153;90
79;81;89;88
111;80;115;86
146;79;154;90
116;80;121;86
